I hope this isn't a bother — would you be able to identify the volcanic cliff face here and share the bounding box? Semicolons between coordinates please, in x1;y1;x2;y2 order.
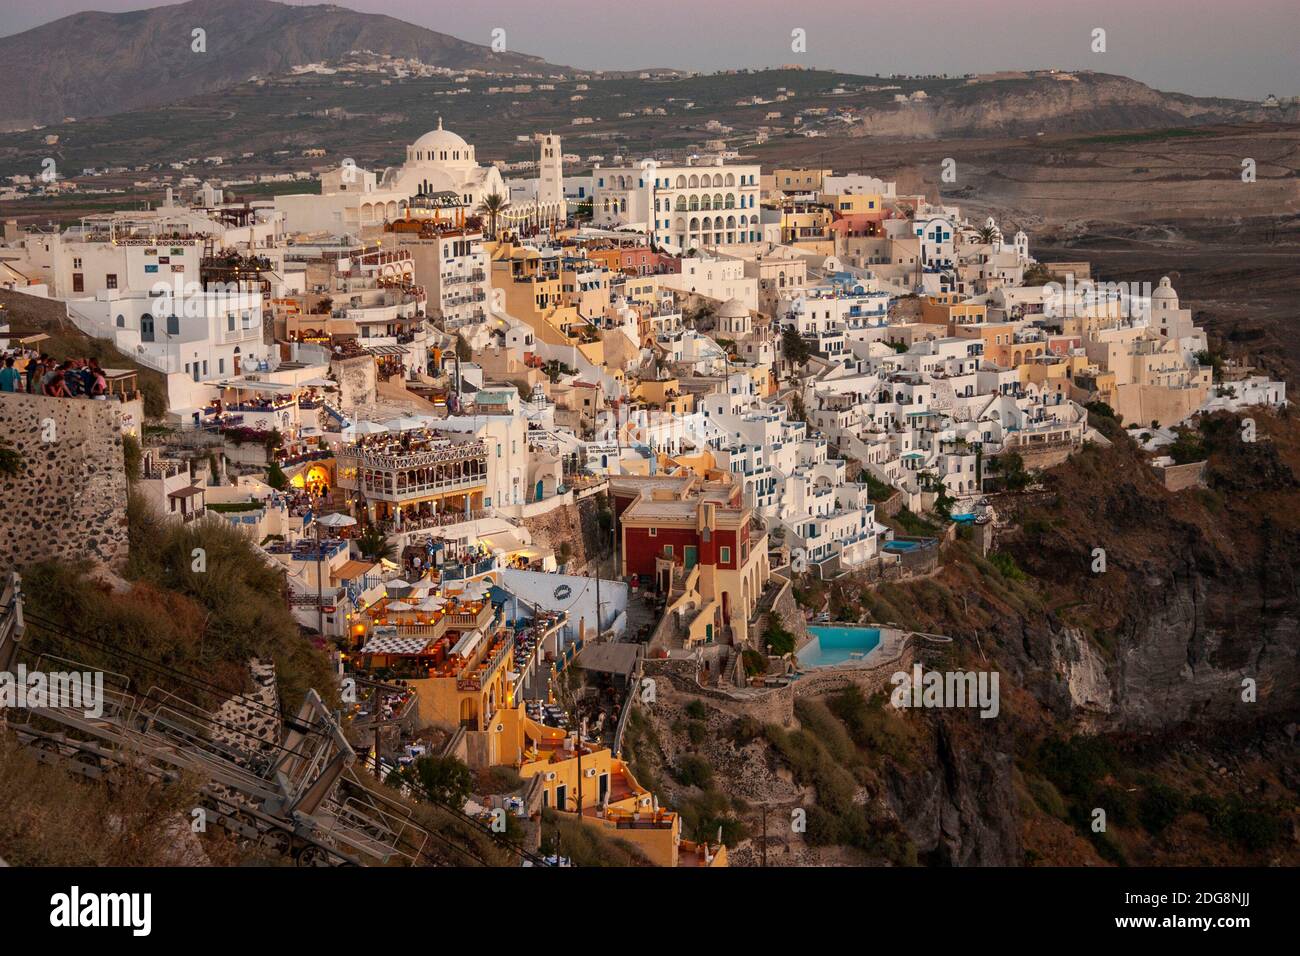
850;72;1253;139
998;411;1300;733
646;410;1300;866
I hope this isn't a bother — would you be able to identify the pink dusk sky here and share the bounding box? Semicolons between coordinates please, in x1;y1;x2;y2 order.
1;0;1297;100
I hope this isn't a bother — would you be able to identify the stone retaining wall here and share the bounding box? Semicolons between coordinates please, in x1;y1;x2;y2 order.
0;392;130;572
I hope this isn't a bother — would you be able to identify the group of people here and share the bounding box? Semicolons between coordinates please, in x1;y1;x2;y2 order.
0;350;110;399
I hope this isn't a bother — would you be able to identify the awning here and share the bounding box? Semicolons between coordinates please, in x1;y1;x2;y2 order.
168;485;205;498
450;629;483;658
361;635;432;656
211;379;299;393
364;345;409;356
334;559;378;581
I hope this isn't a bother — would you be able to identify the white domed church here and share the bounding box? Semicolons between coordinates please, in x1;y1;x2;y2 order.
384;119;506;210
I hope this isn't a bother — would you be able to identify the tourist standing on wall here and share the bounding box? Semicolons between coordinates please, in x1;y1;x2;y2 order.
0;357;21;392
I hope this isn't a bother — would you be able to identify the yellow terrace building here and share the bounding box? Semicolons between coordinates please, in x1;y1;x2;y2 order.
519;732;727;867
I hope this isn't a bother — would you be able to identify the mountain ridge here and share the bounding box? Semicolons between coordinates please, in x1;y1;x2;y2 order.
0;0;569;129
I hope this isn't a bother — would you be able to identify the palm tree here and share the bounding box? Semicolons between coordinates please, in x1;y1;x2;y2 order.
977;224;998;244
358;525;396;563
476;192;509;239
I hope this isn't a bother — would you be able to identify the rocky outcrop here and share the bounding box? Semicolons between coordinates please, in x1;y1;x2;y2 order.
850;73;1248;140
885;720;1022;866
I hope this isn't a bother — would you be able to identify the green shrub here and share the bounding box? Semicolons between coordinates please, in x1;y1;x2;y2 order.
672;754;714;788
1138;784;1186;834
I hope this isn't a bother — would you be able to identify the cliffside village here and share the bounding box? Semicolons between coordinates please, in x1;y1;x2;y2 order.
0;119;1287;867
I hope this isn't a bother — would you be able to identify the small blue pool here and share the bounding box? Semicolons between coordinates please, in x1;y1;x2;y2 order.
797;626;882;668
950;513;977;524
884;540;921;552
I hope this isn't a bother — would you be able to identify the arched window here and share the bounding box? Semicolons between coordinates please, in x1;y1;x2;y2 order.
700;195;712;210
115;314;125;328
688;174;699;188
714;193;724;209
688;195;700;211
676;175;686;188
140;313;155;342
675;195;687;211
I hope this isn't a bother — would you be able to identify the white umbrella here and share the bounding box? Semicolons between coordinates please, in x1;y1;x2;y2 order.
316;512;356;530
386;601;416;612
417;596;448;612
386;578;411;591
344;420;388;437
383;416;426;433
301;377;337;388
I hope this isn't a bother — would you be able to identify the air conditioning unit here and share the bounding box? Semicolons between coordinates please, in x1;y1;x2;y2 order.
495;724;504;733
545;772;556;781
585;768;597;778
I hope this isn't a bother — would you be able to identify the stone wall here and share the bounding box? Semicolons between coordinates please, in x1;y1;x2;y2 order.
331;355;377;411
1011;442;1076;472
0;392;130;572
751;572;809;653
643;657;796;727
521;491;609;571
1156;459;1207;492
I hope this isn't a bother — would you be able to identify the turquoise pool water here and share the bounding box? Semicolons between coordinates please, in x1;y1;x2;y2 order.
884;540;921;552
797;626;882;668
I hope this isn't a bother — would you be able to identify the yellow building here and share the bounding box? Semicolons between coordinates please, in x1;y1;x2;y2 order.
776;202;833;249
634;377;695;416
821;191;883;216
519;736;726;867
770;167;833;195
920;293;987;328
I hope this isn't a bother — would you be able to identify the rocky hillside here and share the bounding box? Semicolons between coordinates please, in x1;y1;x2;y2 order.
851;72;1266;139
0;0;565;128
637;408;1300;866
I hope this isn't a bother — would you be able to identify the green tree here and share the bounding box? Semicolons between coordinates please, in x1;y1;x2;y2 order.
476;192;509;239
121;434;142;482
395;754;475;810
265;461;289;491
357;525;396;563
781;325;811;370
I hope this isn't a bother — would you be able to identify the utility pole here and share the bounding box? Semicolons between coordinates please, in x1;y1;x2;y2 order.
373;685;384;780
315;520;324;638
576;717;584;817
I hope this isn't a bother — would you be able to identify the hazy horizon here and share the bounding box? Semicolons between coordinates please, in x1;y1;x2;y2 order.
1;0;1297;102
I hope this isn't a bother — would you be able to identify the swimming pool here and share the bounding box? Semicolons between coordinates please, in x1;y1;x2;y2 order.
884;540;921;552
797;625;882;668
